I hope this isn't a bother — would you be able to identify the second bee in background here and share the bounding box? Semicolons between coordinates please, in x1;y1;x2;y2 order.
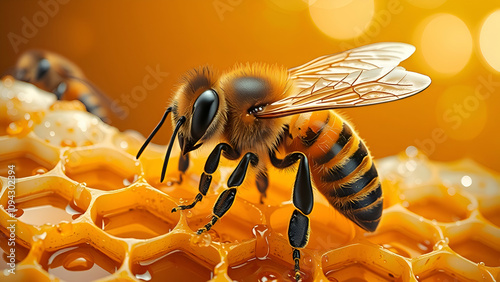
11;49;112;123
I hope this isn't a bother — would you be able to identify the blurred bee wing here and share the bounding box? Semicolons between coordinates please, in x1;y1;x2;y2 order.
289;42;416;90
65;75;114;108
254;66;431;119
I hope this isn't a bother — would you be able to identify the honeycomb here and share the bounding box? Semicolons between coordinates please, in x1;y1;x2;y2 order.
1;77;499;282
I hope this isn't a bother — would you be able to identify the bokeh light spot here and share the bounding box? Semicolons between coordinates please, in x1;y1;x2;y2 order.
309;0;375;40
479;9;500;72
418;14;472;75
461;175;472;187
436;85;487;141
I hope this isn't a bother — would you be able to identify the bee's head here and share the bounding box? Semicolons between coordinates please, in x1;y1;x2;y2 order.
175;86;224;155
136;66;226;182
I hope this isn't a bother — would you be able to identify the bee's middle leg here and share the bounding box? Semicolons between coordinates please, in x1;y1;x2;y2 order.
270;151;313;281
197;152;259;234
172;143;240;212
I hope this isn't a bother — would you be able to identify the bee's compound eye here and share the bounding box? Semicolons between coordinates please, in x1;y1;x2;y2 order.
191;89;219;141
36;58;51;80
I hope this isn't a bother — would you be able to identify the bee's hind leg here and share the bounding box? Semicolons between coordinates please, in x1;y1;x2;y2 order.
270;151;313;281
172;143;240;213
197;152;259;234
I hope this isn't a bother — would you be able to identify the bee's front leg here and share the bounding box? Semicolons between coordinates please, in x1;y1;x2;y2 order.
172;143;240;213
197;152;259;234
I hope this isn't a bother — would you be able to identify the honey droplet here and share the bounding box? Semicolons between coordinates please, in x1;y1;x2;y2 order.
257;271;280;282
191;233;212;247
32;167;48;176
135;269;152;281
253;224;270;260
2;75;15;87
61;139;77;147
63;252;95;271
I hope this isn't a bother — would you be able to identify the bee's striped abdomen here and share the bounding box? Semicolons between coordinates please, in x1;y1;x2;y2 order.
286;110;383;232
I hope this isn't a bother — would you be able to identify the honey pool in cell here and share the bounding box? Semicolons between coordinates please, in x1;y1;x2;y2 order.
132;250;214;282
0;152;53;178
365;229;433;258
65;164;138;191
94;206;177;239
39;243;121;282
15;191;84;226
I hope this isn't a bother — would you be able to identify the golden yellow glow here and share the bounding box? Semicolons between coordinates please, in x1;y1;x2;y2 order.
267;0;311;12
436;85;487;141
308;0;375;40
479;9;500;72
418;14;472;75
405;0;446;9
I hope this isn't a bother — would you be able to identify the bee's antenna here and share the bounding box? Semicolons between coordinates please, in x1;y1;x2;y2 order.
161;115;186;182
136;107;172;159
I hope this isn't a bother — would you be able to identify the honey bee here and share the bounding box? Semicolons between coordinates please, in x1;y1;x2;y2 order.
10;49;111;122
137;42;431;280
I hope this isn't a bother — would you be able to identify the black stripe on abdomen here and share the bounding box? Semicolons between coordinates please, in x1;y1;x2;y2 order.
337;182;382;211
314;123;352;165
322;141;368;183
328;163;378;198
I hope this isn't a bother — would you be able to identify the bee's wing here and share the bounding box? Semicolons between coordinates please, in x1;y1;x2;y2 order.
254;66;431;119
289;42;417;90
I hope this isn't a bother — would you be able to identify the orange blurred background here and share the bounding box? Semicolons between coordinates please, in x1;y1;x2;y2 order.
1;0;499;172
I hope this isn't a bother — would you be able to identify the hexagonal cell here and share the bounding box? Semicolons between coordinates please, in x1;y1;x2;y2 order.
148;172;200;202
186;195;264;243
270;199;355;250
33;110;108;147
402;185;474;223
0;176;90;226
478;195;500;228
39;242;122;282
413;252;494;281
364;205;442;258
64;147;140;191
445;221;500;267
130;233;220;281
91;186;180;239
0;137;59;178
1;230;29;270
322;244;412;281
141;151;206;202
